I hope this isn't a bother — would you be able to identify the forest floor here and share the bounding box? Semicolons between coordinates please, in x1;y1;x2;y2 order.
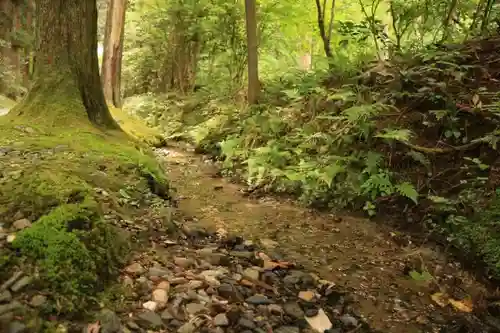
155;143;493;333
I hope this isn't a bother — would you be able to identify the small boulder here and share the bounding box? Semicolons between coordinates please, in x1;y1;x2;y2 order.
12;219;31;231
124;263;145;276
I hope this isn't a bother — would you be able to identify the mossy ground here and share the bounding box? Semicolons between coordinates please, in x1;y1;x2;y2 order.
0;102;170;317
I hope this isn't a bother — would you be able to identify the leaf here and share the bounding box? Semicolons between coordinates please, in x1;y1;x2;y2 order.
409;270;433;282
431;292;448;307
395;182;418;204
449;298;473;313
375;129;413;142
119;189;131;199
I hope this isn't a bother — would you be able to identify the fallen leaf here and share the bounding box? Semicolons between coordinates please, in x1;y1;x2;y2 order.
431;292;448;307
257;252;294;270
86;321;100;333
449;298;473;313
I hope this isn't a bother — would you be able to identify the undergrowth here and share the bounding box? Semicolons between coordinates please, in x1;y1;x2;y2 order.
126;37;500;280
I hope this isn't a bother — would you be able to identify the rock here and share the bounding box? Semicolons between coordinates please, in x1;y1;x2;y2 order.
304;308;332;332
260;238;279;249
142;301;158;311
126;321;140;331
160;309;174;321
152;289;169;304
157;280;170;290
305;308;319;317
243;267;260;281
238;318;256;329
284;302;304;319
177;322;196;333
274;326;300;333
10;276;32;292
283;271;307;286
1;271;23;291
246;294;273;305
29;295;47;308
98;309;122;333
0;291;12;303
340;314;358;328
268;304;284;315
8;321;26;333
298;290;316;302
214;313;229;326
12;219;31;231
199;269;227;286
125;263;145;276
174;257;195;268
185;302;206;315
229;251;254;259
136;310;163;329
6;234;15;243
122;276;134;287
217;283;241;301
148;266;170;278
188;280;204;289
169;277;189;285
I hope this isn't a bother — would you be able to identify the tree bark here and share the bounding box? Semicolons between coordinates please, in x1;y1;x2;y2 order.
101;0;127;108
244;0;259;105
12;0;118;129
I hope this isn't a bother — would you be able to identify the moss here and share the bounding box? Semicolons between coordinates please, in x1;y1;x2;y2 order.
0;108;170;315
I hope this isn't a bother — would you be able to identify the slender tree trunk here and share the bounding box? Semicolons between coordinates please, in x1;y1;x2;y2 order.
101;0;127;108
11;0;118;129
244;0;259;105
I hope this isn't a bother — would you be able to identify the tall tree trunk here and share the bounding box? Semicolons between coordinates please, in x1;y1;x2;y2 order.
101;0;127;108
244;0;259;105
11;0;118;129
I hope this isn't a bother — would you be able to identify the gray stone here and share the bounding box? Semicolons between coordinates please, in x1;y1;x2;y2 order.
177;322;196;333
125;263;145;276
98;309;122;333
12;219;31;231
283;302;304;319
238;318;256;329
229;251;254;259
8;321;26;333
283;271;307;286
217;283;241;301
160;309;174;321
260;238;279;249
174;257;195;268
11;276;32;292
29;295;47;308
148;266;170;277
340;314;358;327
245;294;273;305
126;321;140;331
274;326;300;333
0;290;12;303
187;280;204;289
243;267;260;280
185;302;205;315
136;310;163;329
214;313;229;327
268;304;284;314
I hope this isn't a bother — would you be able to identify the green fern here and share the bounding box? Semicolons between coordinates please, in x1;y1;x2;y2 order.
375;128;413;142
395;182;419;204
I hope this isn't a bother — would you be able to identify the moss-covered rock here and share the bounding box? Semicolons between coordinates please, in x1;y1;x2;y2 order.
0;110;171;315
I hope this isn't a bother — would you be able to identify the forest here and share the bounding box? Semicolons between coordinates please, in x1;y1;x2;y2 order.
1;0;500;332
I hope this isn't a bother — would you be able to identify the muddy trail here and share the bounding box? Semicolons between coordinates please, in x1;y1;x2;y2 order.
156;145;498;333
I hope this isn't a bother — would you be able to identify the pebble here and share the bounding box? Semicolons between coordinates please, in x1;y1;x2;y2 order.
152;289;168;304
0;290;12;303
340;314;358;327
305;308;319;317
174;257;195;268
160;309;174;321
125;263;145;276
260;238;279;249
238;317;256;329
136;310;163;329
298;290;315;302
274;326;300;333
178;322;196;333
29;295;47;307
188;280;204;289
0;301;23;315
98;309;121;333
284;302;304;319
214;313;229;326
12;219;31;231
142;301;158;311
185;302;206;315
218;283;241;301
6;234;15;243
268;304;284;314
148;266;170;277
157;280;170;291
8;321;26;333
246;294;273;305
243;267;260;280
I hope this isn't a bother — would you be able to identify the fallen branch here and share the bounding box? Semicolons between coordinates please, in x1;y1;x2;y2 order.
400;137;486;155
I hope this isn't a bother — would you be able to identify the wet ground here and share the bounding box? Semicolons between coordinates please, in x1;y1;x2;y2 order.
156;146;494;333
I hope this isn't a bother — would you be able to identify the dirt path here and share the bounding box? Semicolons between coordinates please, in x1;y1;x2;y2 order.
157;146;491;333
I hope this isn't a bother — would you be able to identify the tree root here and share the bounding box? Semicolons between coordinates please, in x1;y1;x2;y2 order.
400;138;485;154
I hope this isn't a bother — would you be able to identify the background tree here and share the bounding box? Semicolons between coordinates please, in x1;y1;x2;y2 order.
102;0;127;107
244;0;259;104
